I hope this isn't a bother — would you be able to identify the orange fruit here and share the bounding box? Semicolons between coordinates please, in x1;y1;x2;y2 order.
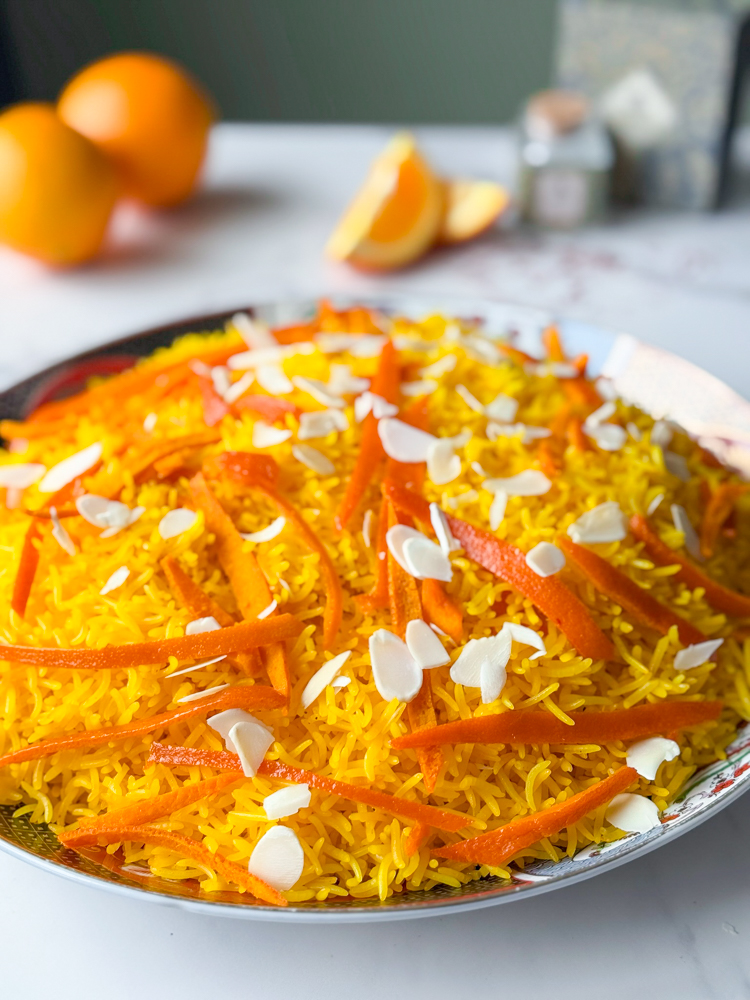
326;132;443;270
0;103;118;266
437;179;509;244
58;52;214;208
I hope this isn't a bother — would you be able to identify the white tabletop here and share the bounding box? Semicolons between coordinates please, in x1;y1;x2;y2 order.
1;124;749;999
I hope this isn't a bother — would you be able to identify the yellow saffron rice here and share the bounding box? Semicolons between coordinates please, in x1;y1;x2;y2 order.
0;305;748;903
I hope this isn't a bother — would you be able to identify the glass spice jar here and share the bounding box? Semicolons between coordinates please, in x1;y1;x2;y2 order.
518;89;614;228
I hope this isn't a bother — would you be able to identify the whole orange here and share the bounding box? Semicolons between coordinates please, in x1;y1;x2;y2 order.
58;52;215;208
0;103;118;266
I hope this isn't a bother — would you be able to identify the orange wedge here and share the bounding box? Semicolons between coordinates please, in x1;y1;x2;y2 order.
326;132;443;270
437;179;509;244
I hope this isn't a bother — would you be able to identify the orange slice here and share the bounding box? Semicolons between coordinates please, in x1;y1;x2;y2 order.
326;132;443;270
437;179;509;245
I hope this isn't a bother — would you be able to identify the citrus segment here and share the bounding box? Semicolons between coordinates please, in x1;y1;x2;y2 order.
437;179;509;244
326;132;443;270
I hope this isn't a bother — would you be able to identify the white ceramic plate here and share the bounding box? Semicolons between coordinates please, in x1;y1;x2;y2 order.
1;295;749;922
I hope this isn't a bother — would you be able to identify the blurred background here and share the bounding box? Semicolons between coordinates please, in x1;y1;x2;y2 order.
0;0;747;125
1;0;750;391
2;0;750;217
0;0;559;121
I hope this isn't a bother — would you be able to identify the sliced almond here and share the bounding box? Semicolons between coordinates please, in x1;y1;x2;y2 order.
158;507;198;539
503;622;546;660
419;354;456;378
392;334;435;352
166;655;227;677
426;439;461;486
298;410;348;440
605;794;661;834
231;312;277;349
450;631;512;704
445;490;479;510
627;421;642;441
486;422;551;444
38;442;102;494
647;493;664;516
228;346;287;370
241;516;286;543
256;365;293;395
369;629;423;703
50;506;75;556
530;361;579;379
567;502;626;544
484;394;518;423
247;826;304;891
585;423;627;452
76;494;133;532
585;401;616;426
300;650;352;708
315;333;358;353
222;368;256;405
100;505;144;539
525;541;565;577
373;395;399;419
176;683;231;704
185;616;221;635
315;333;387;357
362;509;374;548
674;638;723;672
402;379;437;396
99;565;130;596
464;335;501;366
229;719;275;777
207;708;257;750
483;470;551;497
354;393;374;423
386;523;425;574
252;423;292;448
671;504;702;560
0;463;45;489
292;444;335;476
263;784;311;820
429;502;459;556
456;384;484;413
403;535;452;581
293;376;346;409
327;364;370;396
355;391;398;422
378;418;436;462
405;619;450;669
626;737;680;780
489;490;508;531
211;366;232;398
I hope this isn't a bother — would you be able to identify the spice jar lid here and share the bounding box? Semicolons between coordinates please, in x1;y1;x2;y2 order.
525;89;590;142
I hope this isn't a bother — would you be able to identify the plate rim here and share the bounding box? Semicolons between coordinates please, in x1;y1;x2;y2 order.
1;760;748;923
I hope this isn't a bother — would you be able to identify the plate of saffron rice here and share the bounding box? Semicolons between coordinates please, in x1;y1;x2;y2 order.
1;296;750;922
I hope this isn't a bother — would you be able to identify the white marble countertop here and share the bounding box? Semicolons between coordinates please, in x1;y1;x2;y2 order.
2;124;750;999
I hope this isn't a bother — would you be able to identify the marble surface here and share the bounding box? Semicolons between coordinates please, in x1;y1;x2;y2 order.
1;124;750;399
3;793;750;999
1;124;750;999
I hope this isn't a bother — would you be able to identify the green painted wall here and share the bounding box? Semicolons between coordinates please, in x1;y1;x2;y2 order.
3;0;557;122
